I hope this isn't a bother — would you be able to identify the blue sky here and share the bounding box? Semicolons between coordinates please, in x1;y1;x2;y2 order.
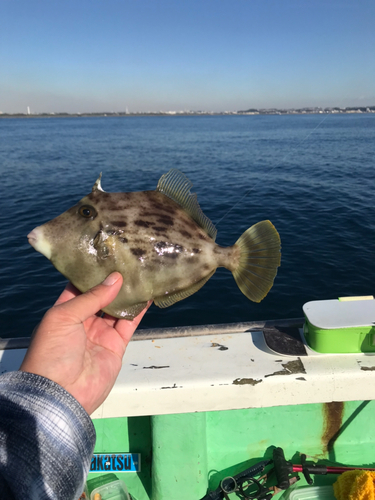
1;0;374;113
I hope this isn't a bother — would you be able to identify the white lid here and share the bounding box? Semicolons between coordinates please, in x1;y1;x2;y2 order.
303;299;375;329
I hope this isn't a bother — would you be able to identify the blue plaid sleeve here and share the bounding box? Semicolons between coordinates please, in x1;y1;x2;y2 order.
0;371;96;500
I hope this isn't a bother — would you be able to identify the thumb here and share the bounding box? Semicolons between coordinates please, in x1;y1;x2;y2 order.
57;272;123;323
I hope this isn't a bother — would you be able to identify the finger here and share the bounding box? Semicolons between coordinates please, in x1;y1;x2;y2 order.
56;272;123;323
54;282;81;306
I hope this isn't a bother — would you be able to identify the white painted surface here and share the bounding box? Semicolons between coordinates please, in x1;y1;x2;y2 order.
91;330;375;418
2;330;375;419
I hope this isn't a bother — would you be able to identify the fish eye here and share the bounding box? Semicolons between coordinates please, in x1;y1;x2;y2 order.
78;205;97;219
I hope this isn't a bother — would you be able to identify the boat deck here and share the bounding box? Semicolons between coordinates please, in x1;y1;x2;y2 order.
2;318;375;418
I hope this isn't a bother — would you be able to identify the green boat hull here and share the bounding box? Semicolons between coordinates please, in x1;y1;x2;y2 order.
89;400;373;499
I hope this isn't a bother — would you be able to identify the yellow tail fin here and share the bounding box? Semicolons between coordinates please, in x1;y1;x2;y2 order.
232;220;281;303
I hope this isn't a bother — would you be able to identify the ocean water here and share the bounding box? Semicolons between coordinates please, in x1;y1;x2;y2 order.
0;114;374;338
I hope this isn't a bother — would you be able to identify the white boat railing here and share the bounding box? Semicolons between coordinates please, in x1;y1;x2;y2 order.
0;317;304;350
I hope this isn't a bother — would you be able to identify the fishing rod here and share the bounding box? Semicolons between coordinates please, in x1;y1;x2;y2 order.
288;452;375;485
200;447;375;500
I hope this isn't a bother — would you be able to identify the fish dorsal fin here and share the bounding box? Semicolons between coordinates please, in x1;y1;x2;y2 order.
156;169;217;241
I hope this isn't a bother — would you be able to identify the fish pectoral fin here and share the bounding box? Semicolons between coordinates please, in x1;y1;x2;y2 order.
93;232;117;260
154;270;215;308
156;169;217;241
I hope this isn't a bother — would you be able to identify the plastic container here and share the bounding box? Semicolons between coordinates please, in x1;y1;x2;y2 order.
285;485;335;499
303;299;375;353
90;479;131;500
87;474;118;498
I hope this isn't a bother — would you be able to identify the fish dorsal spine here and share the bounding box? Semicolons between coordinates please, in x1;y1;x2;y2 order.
156;169;217;241
92;173;105;192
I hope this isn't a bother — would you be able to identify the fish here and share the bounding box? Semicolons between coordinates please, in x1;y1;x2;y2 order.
27;169;281;320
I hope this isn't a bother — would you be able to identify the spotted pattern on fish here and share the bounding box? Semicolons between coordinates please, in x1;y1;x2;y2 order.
111;221;128;227
131;248;146;257
157;216;174;226
180;230;192;238
135;220;154;228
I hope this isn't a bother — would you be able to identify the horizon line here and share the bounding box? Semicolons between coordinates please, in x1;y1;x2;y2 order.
1;105;375;117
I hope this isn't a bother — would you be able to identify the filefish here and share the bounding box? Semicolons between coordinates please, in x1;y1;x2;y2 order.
28;169;281;320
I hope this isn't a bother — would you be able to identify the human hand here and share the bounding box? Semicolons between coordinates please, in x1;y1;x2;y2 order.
20;272;150;415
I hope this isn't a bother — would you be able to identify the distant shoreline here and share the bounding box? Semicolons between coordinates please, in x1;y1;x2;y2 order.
1;106;375;118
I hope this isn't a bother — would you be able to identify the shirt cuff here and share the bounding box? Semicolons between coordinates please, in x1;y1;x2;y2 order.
0;371;96;499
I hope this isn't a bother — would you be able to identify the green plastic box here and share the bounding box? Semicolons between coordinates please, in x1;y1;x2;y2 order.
303;299;375;353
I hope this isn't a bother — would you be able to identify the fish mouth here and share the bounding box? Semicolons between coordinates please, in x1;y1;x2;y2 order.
27;229;39;247
27;227;52;260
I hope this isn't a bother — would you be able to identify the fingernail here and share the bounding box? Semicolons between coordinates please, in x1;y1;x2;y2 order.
102;272;121;286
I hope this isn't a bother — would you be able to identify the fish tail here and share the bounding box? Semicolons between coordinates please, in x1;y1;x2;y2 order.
232;220;281;303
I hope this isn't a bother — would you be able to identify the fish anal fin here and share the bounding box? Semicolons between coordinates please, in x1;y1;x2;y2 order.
156;169;217;241
154;269;216;308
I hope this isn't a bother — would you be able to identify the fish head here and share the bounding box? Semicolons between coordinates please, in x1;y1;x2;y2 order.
27;175;120;291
